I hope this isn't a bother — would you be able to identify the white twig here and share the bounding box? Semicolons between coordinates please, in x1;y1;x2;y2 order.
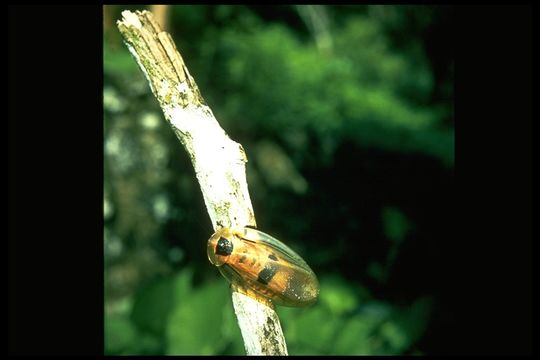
117;9;288;355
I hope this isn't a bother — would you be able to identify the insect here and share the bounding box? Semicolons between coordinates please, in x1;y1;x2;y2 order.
207;226;319;307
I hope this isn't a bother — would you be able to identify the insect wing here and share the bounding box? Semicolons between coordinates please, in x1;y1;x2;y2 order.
237;227;312;273
218;263;245;285
234;227;319;306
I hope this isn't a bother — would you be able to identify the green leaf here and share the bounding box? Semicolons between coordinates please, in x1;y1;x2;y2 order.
379;320;408;353
286;305;343;353
105;316;137;355
131;275;175;336
333;316;381;355
166;279;230;355
394;297;433;349
220;297;245;355
378;297;433;353
103;45;139;74
367;261;386;282
318;275;366;315
382;207;411;244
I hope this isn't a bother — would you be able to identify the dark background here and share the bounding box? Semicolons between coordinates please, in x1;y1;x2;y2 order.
9;4;533;356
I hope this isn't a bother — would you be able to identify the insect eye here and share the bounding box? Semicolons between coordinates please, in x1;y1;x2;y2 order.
216;237;233;256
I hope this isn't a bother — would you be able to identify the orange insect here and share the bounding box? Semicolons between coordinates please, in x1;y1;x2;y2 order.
207;226;319;307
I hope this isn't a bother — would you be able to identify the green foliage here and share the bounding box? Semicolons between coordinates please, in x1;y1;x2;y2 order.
369;207;413;283
166;272;237;355
105;316;138;354
104;44;139;75
318;274;366;315
131;276;175;336
286;306;344;354
390;297;433;352
382;206;412;244
104;5;452;355
280;274;432;355
211;17;452;165
105;298;163;355
105;267;433;355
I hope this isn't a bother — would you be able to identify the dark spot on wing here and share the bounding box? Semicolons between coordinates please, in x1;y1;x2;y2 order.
239;255;247;263
257;264;278;285
268;254;278;261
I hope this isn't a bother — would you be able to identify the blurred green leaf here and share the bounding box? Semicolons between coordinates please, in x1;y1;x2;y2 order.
215;16;452;165
333;316;381;355
380;320;409;353
104;44;138;74
367;261;386;283
131;275;175;336
382;207;411;244
220;296;246;355
373;297;433;354
105;316;138;355
319;275;370;315
172;267;194;298
286;305;344;353
393;296;433;350
166;278;230;355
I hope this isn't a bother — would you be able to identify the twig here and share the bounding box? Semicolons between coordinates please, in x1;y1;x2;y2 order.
295;5;333;55
116;10;288;355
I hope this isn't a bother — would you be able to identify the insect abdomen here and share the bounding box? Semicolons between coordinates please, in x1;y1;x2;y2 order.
231;251;319;307
209;227;319;307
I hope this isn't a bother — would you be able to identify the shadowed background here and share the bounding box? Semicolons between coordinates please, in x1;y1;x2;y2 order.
103;5;454;355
